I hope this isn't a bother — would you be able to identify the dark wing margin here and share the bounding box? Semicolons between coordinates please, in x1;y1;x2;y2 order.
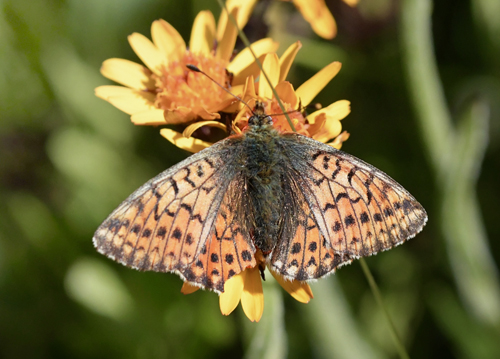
270;133;427;281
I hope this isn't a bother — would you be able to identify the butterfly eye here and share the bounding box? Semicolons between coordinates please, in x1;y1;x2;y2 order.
264;115;273;126
248;116;257;126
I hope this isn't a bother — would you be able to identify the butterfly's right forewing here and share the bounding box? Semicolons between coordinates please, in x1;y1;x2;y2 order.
272;134;427;281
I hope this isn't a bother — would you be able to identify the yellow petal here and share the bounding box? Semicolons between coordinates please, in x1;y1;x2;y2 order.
163;107;195;124
128;33;166;76
295;61;342;106
194;106;221;121
189;11;216;55
292;0;337;39
151;19;186;63
216;7;239;62
274;81;298;109
160;128;213;153
216;0;258;40
241;266;264;322
327;130;350;149
219;271;245;316
329;99;351;120
181;282;200;294
183;121;227;138
309;6;337;39
270;271;313;303
307;112;327;137
309;101;350;142
342;0;358;7
242;75;256;101
258;53;280;100
279;41;302;82
230;54;266;87
100;58;155;90
130;109;167;126
95;85;156;115
309;99;350;123
210;96;241;114
227;38;279;76
312;121;341;143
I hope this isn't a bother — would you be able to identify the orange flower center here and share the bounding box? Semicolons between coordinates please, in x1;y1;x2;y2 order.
153;52;229;112
267;99;309;135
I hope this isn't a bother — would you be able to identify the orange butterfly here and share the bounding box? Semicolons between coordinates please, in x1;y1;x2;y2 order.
93;103;427;293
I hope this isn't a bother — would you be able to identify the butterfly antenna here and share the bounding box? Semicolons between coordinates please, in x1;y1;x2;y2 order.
186;64;254;114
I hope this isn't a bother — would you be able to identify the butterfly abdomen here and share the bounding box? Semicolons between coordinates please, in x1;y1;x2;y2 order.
242;123;285;254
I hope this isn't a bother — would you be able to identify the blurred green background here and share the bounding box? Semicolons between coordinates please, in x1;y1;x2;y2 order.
1;0;499;358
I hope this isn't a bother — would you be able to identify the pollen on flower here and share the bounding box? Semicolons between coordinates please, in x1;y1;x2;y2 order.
153;52;230;112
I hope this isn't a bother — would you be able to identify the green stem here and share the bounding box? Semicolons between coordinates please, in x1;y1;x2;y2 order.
360;259;410;359
304;278;383;359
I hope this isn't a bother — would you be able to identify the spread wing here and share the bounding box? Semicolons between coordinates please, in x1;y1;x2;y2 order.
271;134;428;281
93;139;256;293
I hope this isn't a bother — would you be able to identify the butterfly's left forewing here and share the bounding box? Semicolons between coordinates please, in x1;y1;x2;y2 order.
272;134;427;280
93;139;256;292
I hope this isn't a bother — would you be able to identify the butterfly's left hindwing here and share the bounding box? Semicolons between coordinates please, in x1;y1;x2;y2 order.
272;134;428;281
179;175;257;292
93;139;256;292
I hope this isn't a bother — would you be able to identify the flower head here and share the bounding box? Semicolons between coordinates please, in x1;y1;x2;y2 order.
233;42;351;148
96;4;277;130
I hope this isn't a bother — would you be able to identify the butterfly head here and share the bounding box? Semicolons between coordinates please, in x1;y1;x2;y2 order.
247;101;274;128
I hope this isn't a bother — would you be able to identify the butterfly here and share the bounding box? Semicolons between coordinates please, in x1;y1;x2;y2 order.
93;103;427;293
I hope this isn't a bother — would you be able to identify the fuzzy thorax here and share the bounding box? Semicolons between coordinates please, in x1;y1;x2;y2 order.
242;106;284;254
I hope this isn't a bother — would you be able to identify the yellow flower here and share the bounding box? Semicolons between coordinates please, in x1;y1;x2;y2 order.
181;250;313;322
96;4;277;130
283;0;358;39
233;41;351;149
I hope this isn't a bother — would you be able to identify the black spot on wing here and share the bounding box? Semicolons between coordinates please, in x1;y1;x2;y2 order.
360;212;369;224
344;215;356;227
347;167;357;185
242;250;252;261
172;228;182;240
291;243;301;254
225;254;234;264
312;151;323;161
180;203;193;213
331;159;341;180
169;179;179;196
323;203;336;212
336;192;349;201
